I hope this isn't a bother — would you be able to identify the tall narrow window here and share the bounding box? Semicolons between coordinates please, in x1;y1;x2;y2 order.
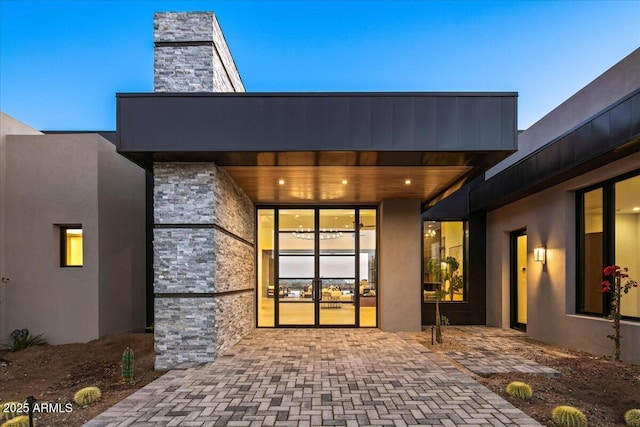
581;188;604;314
61;226;83;267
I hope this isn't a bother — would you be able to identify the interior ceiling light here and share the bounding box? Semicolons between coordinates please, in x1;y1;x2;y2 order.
278;179;285;185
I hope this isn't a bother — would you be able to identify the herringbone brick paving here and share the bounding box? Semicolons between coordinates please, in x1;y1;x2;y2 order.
85;329;541;426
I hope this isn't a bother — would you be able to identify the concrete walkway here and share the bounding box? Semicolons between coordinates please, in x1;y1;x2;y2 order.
85;329;540;427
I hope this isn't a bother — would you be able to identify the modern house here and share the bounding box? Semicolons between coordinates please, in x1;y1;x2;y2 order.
2;11;638;369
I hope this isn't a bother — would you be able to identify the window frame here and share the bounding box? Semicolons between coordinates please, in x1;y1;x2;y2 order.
421;219;468;303
60;225;84;268
576;169;640;320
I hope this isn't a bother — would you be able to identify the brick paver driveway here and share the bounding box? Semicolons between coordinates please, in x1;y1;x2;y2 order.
85;329;540;426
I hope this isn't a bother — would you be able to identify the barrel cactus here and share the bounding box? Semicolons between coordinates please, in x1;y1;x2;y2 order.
1;402;24;421
625;409;640;427
551;405;587;427
1;415;32;427
506;381;533;400
73;386;102;406
121;347;134;381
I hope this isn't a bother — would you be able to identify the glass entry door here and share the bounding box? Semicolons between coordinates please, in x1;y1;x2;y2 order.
257;207;377;328
277;209;358;326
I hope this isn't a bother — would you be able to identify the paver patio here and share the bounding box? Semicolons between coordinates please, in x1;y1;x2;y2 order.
85;329;541;426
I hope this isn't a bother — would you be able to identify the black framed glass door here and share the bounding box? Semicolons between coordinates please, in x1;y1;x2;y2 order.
256;207;377;328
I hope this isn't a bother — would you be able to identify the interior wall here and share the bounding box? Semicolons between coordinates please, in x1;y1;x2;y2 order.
379;198;421;332
486;151;640;363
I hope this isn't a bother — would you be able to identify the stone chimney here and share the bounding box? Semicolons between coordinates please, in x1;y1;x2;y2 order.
153;12;245;92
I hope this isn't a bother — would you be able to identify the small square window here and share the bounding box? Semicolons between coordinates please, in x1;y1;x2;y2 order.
61;226;83;267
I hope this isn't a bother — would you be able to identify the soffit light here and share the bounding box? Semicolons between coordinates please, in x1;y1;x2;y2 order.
278;179;285;185
404;179;412;185
341;179;348;185
633;207;640;211
534;245;546;264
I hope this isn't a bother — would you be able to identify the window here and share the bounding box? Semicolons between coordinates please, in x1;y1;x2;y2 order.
577;171;640;319
423;221;467;302
61;226;83;267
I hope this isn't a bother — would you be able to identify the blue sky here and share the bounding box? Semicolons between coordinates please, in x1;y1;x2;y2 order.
1;0;639;131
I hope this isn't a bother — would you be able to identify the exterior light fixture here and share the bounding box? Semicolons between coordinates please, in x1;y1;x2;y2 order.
534;245;546;264
341;179;348;185
278;179;285;185
404;179;411;185
634;207;640;211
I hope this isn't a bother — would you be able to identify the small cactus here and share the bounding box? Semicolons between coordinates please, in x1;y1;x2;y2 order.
73;386;102;406
551;405;587;427
1;402;24;421
626;409;640;427
1;415;32;427
505;381;533;400
121;347;134;381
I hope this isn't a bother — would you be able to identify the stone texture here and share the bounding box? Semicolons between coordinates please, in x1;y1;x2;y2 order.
154;297;215;370
213;292;254;357
212;166;254;243
154;163;214;224
153;12;244;93
154;228;214;294
212;230;254;294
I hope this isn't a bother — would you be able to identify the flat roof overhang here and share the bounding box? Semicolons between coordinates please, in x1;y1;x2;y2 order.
116;92;517;204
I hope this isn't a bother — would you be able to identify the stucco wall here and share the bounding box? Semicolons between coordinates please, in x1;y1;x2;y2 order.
0;113;43;341
97;141;147;336
5;134;101;344
486;151;640;363
379;198;422;332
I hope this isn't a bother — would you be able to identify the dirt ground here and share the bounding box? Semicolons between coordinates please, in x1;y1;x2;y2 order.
417;327;640;427
0;333;164;427
1;329;639;426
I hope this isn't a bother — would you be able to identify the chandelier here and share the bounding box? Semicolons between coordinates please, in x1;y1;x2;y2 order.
424;229;436;238
292;229;343;240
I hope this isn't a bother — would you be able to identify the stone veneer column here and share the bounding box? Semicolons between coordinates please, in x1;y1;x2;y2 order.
154;163;255;369
154;12;244;92
152;12;253;370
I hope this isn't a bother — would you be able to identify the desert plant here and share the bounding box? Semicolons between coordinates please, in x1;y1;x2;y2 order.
121;347;134;381
506;381;533;400
0;415;32;427
74;386;102;406
8;328;47;352
551;405;587;427
1;402;23;421
602;265;638;361
625;409;640;427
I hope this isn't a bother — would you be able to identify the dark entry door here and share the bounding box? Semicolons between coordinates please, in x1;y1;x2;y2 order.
510;229;528;331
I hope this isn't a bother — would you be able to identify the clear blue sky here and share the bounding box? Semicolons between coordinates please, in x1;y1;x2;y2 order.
1;0;639;131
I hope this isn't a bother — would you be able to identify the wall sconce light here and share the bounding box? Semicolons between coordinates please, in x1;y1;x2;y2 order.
534;245;546;264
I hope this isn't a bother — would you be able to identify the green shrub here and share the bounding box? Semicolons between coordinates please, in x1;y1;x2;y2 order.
1;415;32;427
1;402;24;421
505;381;533;400
551;405;587;427
625;409;640;427
8;328;47;352
74;386;102;406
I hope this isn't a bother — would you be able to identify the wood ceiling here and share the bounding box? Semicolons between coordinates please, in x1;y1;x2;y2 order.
224;166;473;203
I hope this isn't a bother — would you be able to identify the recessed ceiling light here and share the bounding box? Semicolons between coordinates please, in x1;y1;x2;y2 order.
278;179;285;185
634;207;640;211
341;179;348;185
404;179;411;185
